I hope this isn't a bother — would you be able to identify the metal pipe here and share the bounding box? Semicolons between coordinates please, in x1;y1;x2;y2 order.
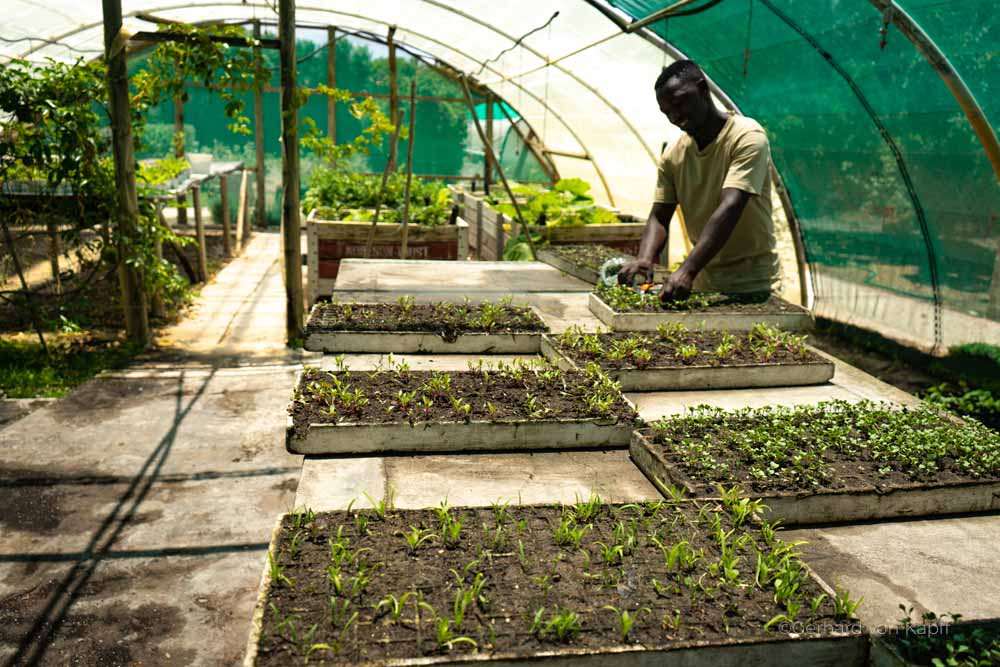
869;0;1000;184
626;0;703;32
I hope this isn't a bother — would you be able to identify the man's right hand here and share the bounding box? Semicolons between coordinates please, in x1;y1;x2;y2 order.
617;259;654;287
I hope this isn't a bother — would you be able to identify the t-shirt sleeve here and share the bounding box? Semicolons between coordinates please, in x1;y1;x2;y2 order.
653;147;677;204
723;129;770;195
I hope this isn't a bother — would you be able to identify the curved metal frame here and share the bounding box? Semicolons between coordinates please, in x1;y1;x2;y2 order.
15;2;620;203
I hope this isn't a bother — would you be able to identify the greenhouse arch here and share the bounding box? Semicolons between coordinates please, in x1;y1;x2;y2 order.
4;0;999;351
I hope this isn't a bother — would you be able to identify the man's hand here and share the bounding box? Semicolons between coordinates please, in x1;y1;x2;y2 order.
617;259;654;287
660;268;694;303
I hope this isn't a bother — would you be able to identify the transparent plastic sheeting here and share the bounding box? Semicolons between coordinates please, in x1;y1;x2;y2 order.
609;0;1000;351
2;0;683;218
5;0;999;350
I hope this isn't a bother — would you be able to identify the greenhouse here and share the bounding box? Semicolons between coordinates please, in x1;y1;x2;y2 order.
1;1;998;665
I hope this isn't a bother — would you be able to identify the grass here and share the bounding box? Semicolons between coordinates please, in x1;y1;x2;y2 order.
0;332;141;398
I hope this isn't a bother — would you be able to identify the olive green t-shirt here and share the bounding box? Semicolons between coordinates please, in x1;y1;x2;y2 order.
654;113;779;293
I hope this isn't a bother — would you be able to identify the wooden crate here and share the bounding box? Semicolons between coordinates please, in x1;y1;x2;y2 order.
455;190;646;260
306;208;469;304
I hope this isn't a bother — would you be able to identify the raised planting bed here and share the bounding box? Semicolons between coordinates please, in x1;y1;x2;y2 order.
454;186;645;261
541;323;834;391
536;244;669;285
306;207;469;304
286;359;635;455
304;297;549;354
630;401;1000;525
590;284;813;332
870;611;1000;667
245;496;867;666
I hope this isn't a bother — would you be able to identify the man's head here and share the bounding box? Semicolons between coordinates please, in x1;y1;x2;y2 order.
654;60;713;135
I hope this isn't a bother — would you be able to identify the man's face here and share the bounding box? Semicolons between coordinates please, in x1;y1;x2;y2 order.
656;77;710;135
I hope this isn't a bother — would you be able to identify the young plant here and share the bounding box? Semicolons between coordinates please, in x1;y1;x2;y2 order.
267;552;294;588
832;586;863;619
400;526;437;553
530;607;583;643
603;605;650;642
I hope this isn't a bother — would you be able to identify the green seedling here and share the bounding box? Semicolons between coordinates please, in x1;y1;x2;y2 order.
603;605;650;642
400;526;437;553
530;607;583;643
433;617;478;652
553;514;589;548
595;541;625;566
832;586;863;619
491;498;511;526
374;592;416;620
268;552;294;588
573;492;604;522
362;487;393;520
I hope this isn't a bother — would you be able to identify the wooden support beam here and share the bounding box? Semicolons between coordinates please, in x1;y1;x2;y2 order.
484;93;494;195
46;219;61;295
254;20;268;229
129;30;281;50
327;26;337;144
174;96;188;227
401;80;417;259
236;168;250;253
387;25;399;173
279;0;304;343
219;173;232;257
151;208;168;318
192;186;208;282
103;0;150;346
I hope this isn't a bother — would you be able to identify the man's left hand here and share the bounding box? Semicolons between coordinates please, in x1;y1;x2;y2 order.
660;269;694;304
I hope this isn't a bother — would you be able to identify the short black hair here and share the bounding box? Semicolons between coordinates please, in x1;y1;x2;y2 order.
654;59;705;92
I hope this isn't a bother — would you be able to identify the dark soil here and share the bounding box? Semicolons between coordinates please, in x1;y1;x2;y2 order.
551;331;826;370
547;244;636;272
289;368;634;441
305;302;548;339
641;403;1000;495
255;502;858;666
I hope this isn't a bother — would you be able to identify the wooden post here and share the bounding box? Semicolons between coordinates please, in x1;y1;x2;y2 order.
401;80;417;260
236;168;249;253
280;0;304;342
326;26;337;145
103;0;150;345
459;75;538;260
151;208;167;318
475;198;483;260
387;26;399;173
219;173;232;257
192;186;208;282
46;219;61;294
253;20;267;229
174;95;188;227
484;93;493;195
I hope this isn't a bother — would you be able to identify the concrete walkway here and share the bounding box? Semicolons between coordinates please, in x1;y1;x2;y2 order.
0;231;306;666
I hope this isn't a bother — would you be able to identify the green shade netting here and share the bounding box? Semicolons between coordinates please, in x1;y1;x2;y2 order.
610;0;1000;349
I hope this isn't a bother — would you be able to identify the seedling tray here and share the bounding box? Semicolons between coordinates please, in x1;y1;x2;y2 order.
245;499;867;666
630;402;1000;525
286;365;635;455
589;290;813;332
540;331;833;392
536;245;668;286
304;301;548;354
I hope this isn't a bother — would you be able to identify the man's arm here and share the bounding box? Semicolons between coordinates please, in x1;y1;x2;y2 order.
617;202;676;285
660;187;750;301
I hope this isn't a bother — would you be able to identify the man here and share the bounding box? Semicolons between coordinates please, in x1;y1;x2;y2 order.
619;59;779;302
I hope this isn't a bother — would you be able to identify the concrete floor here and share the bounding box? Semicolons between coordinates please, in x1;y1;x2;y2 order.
0;232;307;666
